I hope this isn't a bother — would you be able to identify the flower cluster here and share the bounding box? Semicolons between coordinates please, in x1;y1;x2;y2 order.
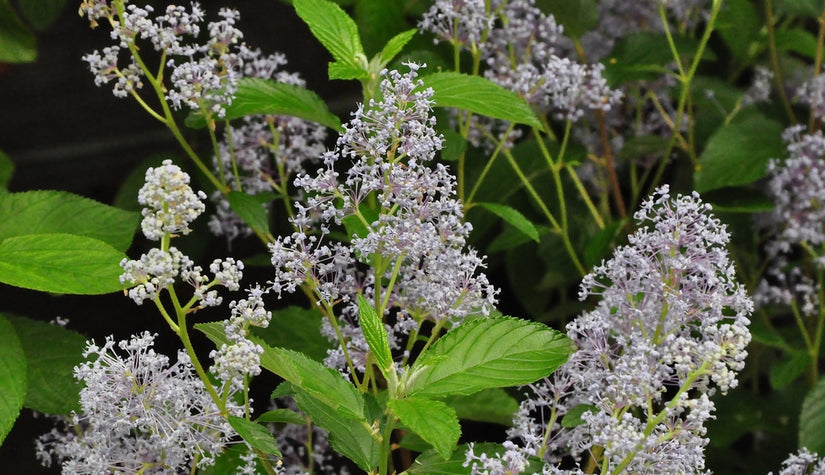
268;63;498;373
419;0;493;50
468;186;752;473
137;159;206;240
36;332;241;473
770;448;825;475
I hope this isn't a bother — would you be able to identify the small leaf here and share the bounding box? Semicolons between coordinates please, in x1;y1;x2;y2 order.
0;234;127;294
695;113;785;193
256;409;307;425
227;191;271;237
442;388;519;426
0;190;140;252
0;0;36;63
0;149;13;189
388;397;459;460
407;316;575;398
800;376;825;454
228;416;282;457
421;72;542;128
7;315;85;414
476;202;539;242
358;294;393;374
561;404;598;428
186;78;342;131
293;0;367;78
0;314;26;445
380;28;417;65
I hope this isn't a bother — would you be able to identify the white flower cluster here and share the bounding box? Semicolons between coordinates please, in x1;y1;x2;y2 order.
138;159;206;240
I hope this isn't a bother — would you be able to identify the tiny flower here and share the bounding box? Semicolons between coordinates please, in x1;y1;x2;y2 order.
138;159;206;240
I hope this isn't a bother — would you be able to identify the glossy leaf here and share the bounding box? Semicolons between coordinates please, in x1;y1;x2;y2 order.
388;397;460;459
0;190;140;252
800;376;825;454
476;202;539;243
186;78;342;131
406;316;575;398
421;72;542;128
228;416;282;457
358;294;393;373
0;234;127;294
0;314;25;445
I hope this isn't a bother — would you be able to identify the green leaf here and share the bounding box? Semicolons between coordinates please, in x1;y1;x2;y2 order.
488;224;552;253
406;316;575;398
439;128;467;162
358;294;393;373
476;202;539;243
602;32;715;86
695;113;785;193
408;443;544;474
250;306;332;363
0;314;26;445
775;0;825;17
7;315;85;414
0;190;140;252
293;0;368;79
716;0;762;61
800;376;825;454
770;351;811;390
0;234;127;294
583;220;624;269
421;72;542;128
561;404;598;428
200;444;263;475
704;188;774;213
16;0;67;31
774;28;819;60
185;78;342;131
328;61;370;80
256;409;307;425
0;149;13;189
354;0;405;56
380;28;418;65
539;0;598;40
389;397;459;459
228;416;282;457
442;388;519;426
226;191;271;237
0;0;36;63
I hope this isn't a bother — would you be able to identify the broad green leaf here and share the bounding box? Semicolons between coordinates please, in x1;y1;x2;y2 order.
539;0;598;40
442;388;519;426
406;316;575;398
0;314;25;445
0;190;139;252
228;416;282;457
476;202;539;243
380;28;418;65
186;78;342;131
293;0;367;79
775;28;818;59
389;397;459;459
292;387;380;470
0;149;13;189
421;72;542;128
250;306;332;362
407;443;544;474
695;113;784;192
800;376;825;454
716;0;762;61
16;0;67;31
0;234;127;294
8;315;85;414
561;404;598;428
0;0;36;63
256;409;307;425
358;294;393;373
227;191;271;237
770;351;811;390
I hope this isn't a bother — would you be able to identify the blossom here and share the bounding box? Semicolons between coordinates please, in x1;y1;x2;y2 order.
137;159;206;240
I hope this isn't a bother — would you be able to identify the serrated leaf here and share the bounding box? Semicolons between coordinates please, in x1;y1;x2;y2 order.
256;409;307;425
561;404;598;428
389;397;459;459
0;190;140;252
293;0;367;77
380;28;417;65
250;306;332;363
800;376;825;454
695;113;784;192
407;316;575;398
186;78;341;131
7;315;85;414
770;351;811;390
358;294;393;373
228;416;282;457
0;234;127;294
476;202;539;242
0;314;26;445
0;0;36;63
421;72;542;128
227;191;271;237
442;388;519;426
0;149;13;189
